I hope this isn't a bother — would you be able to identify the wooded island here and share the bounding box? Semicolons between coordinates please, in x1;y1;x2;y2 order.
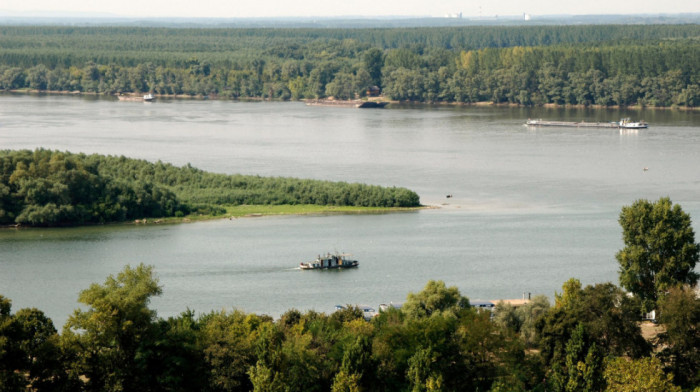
0;149;420;227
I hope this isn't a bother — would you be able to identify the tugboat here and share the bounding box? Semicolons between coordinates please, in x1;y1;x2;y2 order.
300;252;359;270
618;118;648;129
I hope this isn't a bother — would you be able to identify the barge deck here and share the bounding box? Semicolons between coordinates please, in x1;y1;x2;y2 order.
526;118;648;129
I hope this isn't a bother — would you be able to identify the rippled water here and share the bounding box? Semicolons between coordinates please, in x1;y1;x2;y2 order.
1;94;699;327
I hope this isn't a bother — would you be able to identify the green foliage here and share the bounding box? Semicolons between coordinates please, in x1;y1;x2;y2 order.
62;263;162;391
0;297;71;392
0;149;420;226
4;261;700;391
656;286;700;389
407;346;444;392
604;357;681;392
549;323;604;392
200;310;261;391
0;295;25;392
0;25;699;106
538;281;650;388
493;294;550;347
0;149;184;226
402;280;470;319
616;197;700;312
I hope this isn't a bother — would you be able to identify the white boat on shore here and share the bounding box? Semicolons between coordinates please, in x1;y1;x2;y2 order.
143;93;155;102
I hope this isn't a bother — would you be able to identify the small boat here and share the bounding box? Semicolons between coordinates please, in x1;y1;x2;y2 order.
618;118;648;129
300;252;358;270
143;93;155;102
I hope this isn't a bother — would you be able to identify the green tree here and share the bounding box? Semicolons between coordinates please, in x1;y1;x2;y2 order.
200;310;261;391
550;323;604;392
407;347;443;392
616;197;700;312
493;295;550;347
656;286;700;389
12;308;70;391
402;280;470;319
362;48;384;88
0;296;24;392
62;264;162;392
538;281;649;385
604;357;681;392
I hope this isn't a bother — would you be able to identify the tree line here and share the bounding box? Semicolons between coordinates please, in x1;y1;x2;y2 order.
0;25;698;106
0;149;420;226
0;197;698;391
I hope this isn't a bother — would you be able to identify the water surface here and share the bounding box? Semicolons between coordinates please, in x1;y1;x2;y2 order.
1;94;698;327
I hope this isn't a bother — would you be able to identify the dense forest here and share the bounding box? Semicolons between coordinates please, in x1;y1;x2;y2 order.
0;25;698;106
0;149;420;226
1;197;698;391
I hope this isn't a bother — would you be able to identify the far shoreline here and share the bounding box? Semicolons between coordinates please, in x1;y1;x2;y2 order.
4;89;698;111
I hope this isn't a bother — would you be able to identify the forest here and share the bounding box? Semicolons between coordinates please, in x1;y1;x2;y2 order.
0;198;698;391
0;149;420;226
0;24;698;106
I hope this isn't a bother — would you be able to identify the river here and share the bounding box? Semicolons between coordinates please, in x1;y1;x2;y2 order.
1;94;699;327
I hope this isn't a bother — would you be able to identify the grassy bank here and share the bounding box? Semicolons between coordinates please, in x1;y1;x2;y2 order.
147;204;422;225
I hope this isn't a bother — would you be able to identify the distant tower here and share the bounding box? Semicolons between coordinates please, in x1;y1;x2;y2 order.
523;13;531;21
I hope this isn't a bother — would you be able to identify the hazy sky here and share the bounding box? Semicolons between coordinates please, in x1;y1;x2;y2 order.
2;0;699;18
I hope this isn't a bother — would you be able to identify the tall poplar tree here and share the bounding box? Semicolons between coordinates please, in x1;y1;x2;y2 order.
615;197;699;311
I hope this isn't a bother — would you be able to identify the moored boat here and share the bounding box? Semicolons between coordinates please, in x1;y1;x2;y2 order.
143;93;155;102
300;252;358;270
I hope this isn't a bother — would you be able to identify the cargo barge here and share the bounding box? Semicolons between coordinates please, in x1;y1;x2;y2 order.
526;118;648;129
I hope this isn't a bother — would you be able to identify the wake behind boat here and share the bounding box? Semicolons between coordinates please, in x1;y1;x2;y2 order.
300;252;359;270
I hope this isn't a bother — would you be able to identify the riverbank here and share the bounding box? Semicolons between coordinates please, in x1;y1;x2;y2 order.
0;204;424;229
137;204;424;225
5;89;697;111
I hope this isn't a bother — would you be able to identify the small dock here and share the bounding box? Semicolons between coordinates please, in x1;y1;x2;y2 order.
526;119;619;128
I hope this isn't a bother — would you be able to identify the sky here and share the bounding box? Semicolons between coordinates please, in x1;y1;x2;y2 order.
1;0;699;18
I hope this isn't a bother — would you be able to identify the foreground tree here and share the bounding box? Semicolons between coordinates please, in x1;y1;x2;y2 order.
615;197;699;311
538;280;649;389
62;264;162;392
604;357;681;392
402;280;470;319
0;296;25;392
656;286;700;389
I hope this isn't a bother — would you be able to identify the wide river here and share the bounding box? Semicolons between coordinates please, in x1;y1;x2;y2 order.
1;94;699;327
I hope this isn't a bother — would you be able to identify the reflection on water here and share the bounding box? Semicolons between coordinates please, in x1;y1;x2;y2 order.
1;95;699;327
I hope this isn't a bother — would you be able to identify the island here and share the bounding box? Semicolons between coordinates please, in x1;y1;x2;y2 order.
0;149;421;227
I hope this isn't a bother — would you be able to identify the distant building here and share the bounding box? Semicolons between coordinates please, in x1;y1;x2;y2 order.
366;85;381;97
523;13;531;21
444;12;463;18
